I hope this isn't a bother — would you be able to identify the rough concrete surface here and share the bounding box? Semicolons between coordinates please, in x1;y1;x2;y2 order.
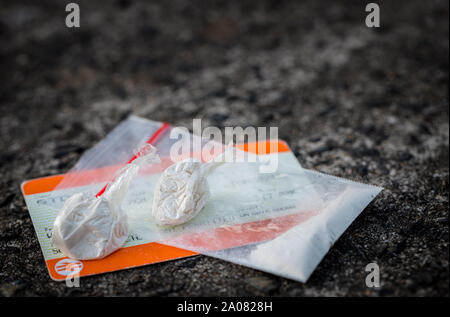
0;0;448;296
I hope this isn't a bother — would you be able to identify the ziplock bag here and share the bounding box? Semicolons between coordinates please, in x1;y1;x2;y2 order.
32;116;382;282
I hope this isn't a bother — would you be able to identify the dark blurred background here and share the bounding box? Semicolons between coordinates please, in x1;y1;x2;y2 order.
0;0;448;296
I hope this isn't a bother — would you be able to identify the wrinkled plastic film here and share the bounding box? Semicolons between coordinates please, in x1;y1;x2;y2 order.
49;115;382;282
52;145;161;260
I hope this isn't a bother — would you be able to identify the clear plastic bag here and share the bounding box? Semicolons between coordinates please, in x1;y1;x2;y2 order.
50;115;382;282
52;145;161;260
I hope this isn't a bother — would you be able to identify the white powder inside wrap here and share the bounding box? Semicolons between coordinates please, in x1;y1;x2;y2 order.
152;158;221;226
52;145;160;260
